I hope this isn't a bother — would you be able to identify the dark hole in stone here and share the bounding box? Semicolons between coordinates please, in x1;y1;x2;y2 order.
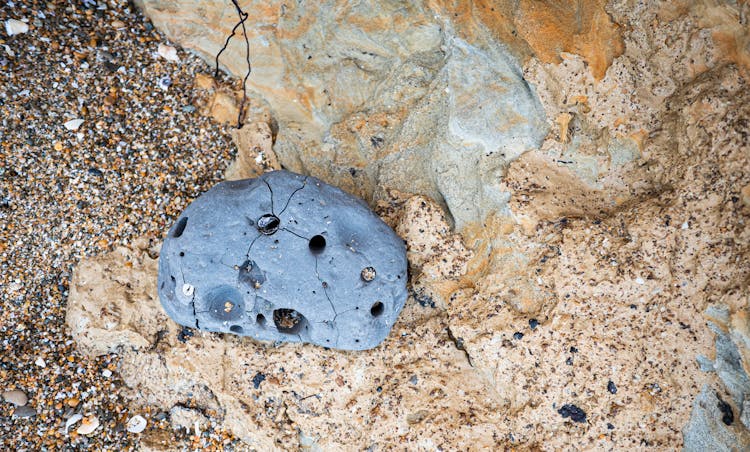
230;325;243;334
717;394;734;425
273;308;306;334
361;266;376;282
257;214;280;235
371;301;384;317
256;313;266;327
309;235;326;254
179;251;185;257
172;217;188;238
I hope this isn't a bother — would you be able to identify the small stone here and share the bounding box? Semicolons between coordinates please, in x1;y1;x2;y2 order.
157;43;180;63
635;277;645;285
557;403;587;423
5;19;29;36
102;369;112;378
66;397;80;407
252;372;266;389
12;405;36;418
126;414;147;433
513;331;524;340
360;266;376;282
111;20;126;29
53;141;63;151
77;415;100;435
63;119;84;131
3;389;28;406
529;318;539;329
157;76;171;91
34;357;46;368
607;380;617;394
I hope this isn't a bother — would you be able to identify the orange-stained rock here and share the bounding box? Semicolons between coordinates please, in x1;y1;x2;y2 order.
516;0;624;80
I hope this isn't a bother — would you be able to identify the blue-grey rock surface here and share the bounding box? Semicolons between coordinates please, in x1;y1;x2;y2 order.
158;170;408;350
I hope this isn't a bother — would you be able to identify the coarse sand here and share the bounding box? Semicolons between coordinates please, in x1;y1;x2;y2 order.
1;0;246;448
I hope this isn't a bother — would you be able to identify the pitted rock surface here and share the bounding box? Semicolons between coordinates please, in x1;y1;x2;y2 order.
157;170;408;350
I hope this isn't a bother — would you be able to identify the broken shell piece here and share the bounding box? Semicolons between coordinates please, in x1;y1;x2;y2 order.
126;414;147;433
77;415;100;435
65;413;83;434
63;119;84;131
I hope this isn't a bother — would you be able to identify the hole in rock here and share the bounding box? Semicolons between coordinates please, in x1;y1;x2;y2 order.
361;267;376;282
172;217;188;238
273;308;307;334
179;251;185;257
309;235;326;254
370;301;384;317
230;325;243;334
256;313;266;327
257;214;280;235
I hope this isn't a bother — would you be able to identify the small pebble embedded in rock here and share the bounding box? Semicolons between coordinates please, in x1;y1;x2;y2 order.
607;380;617;394
513;332;524;340
252;372;266;389
158;170;408;350
529;318;538;329
557;404;587;423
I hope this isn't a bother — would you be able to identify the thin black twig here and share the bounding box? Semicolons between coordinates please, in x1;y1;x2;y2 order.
215;0;252;129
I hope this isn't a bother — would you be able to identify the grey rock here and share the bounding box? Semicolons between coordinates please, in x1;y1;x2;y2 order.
158;170;408;350
2;389;28;406
708;322;750;406
683;384;749;452
696;355;716;372
742;399;750;431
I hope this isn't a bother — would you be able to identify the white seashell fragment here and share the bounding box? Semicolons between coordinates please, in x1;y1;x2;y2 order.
126;414;147;433
63;119;84;131
76;415;100;435
65;413;83;434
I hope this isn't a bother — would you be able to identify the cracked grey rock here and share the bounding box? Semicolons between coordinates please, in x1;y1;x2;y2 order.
158;170;408;350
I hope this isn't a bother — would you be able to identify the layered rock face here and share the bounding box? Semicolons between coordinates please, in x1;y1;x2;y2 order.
67;0;750;449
